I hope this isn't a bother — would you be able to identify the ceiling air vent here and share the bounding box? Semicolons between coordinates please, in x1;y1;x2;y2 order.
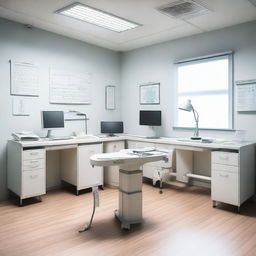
157;0;211;20
248;0;256;7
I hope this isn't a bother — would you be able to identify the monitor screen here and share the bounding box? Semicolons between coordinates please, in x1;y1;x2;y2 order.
140;110;161;126
42;111;64;129
101;121;123;135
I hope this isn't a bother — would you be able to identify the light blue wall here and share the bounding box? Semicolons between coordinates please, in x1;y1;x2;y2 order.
0;18;121;200
121;21;256;140
1;17;256;201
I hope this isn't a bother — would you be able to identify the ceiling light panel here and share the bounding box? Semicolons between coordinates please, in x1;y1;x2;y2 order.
55;2;141;33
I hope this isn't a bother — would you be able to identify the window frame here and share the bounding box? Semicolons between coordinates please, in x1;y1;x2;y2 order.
174;52;234;130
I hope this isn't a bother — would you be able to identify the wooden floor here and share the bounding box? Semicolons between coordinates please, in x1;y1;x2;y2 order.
1;184;256;256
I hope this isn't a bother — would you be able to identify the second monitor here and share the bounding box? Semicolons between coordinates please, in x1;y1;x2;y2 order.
140;110;161;126
100;121;124;137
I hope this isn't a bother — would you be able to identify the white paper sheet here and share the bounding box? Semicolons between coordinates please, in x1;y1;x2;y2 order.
50;69;92;104
236;80;256;111
12;97;30;116
10;61;39;96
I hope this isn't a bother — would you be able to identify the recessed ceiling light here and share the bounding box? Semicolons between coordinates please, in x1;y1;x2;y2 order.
55;2;141;33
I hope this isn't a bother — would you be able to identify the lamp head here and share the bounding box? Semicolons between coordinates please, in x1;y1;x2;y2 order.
178;99;193;112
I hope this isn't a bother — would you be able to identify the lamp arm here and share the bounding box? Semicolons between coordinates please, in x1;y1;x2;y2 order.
191;107;199;137
191;106;199;122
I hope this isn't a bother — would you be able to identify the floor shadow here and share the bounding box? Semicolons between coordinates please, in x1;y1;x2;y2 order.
78;217;158;241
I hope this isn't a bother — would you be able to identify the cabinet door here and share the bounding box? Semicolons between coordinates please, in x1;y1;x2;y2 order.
104;141;125;187
211;170;239;206
78;144;103;189
22;169;46;198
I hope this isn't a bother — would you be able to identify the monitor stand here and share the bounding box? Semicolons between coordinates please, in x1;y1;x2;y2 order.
107;134;117;137
147;126;160;139
146;136;160;139
46;130;53;138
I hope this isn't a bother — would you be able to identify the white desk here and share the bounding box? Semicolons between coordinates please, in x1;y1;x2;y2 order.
7;135;255;211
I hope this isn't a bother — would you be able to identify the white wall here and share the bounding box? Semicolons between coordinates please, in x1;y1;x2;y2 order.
1;18;256;201
121;21;256;140
0;18;121;200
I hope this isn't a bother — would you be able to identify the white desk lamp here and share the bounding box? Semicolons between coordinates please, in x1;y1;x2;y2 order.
178;99;201;140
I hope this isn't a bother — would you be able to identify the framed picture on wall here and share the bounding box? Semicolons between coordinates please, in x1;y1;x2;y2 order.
139;83;160;105
105;85;115;110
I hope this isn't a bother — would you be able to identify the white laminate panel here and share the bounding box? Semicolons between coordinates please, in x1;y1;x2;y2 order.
212;163;239;174
23;159;45;171
78;143;103;189
212;151;239;166
23;149;45;160
142;165;155;179
211;170;239;206
22;169;46;198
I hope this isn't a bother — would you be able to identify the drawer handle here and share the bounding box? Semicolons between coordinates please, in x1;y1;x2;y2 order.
219;173;229;178
219;154;228;160
29;165;40;169
30;152;39;155
30;174;38;179
30;160;39;164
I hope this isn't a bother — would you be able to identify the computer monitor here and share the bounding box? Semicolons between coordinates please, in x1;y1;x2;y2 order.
139;110;161;126
42;111;64;138
100;121;123;137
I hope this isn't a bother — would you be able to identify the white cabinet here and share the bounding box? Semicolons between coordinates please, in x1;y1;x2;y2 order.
211;151;239;207
103;141;125;187
211;147;255;210
21;149;46;200
77;143;103;191
61;143;103;193
7;142;46;205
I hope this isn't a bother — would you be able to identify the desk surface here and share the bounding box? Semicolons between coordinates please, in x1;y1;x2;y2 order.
9;134;255;150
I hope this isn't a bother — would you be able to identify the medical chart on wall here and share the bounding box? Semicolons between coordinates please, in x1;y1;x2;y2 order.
236;80;256;112
49;69;92;104
12;97;30;116
10;60;39;96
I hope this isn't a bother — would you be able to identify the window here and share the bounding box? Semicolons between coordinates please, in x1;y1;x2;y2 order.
175;53;233;129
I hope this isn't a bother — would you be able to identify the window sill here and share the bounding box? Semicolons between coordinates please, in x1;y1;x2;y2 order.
173;126;236;132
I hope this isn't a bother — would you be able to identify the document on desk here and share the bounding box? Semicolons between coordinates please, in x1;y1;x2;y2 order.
50;69;92;104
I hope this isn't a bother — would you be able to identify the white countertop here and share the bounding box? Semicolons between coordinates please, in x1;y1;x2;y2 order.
9;134;255;150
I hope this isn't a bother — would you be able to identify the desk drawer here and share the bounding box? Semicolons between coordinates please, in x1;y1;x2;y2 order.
23;149;45;160
22;169;46;198
212;152;239;166
23;159;45;171
211;170;239;205
212;163;239;174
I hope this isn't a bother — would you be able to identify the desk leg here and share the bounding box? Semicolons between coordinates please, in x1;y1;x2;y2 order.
176;150;193;183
